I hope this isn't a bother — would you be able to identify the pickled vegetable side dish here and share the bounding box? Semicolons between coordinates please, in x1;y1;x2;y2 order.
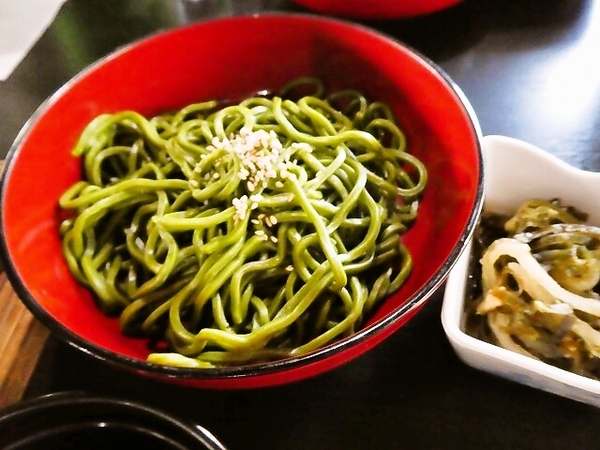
466;199;600;380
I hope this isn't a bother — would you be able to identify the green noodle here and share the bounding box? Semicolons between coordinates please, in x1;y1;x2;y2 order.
58;78;428;367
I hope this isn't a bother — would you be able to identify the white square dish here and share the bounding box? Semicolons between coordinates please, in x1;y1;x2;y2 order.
441;134;600;407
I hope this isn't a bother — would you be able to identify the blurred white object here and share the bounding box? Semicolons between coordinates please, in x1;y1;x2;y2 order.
442;134;600;408
0;0;67;81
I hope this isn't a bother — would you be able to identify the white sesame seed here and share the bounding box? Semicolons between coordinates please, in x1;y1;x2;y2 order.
255;230;265;236
285;265;294;272
291;142;313;152
135;237;145;249
269;215;278;225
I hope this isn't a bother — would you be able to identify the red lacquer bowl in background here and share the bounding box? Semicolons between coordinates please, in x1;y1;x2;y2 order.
293;0;463;20
0;13;483;389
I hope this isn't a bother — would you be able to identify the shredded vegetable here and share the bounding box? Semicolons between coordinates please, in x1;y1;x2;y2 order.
467;199;600;379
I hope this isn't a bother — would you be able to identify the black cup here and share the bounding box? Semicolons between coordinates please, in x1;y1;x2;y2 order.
0;392;227;449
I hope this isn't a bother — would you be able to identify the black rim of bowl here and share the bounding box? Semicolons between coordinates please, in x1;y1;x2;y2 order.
0;12;485;381
0;391;226;449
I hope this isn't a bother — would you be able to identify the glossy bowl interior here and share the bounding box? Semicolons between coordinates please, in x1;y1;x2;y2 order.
442;135;600;408
0;13;483;388
0;392;226;449
293;0;463;19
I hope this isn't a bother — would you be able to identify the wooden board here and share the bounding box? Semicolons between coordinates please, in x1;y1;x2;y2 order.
0;273;49;407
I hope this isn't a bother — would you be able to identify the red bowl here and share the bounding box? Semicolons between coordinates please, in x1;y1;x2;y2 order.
293;0;463;19
0;13;483;389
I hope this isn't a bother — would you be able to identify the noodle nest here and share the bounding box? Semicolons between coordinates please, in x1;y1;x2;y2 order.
58;79;428;368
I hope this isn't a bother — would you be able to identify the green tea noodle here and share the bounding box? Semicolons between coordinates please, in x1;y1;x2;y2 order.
59;78;428;368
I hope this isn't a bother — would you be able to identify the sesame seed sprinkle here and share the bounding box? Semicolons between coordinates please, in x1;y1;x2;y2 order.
211;127;313;224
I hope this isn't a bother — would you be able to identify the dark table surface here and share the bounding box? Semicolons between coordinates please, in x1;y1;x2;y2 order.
3;0;600;449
